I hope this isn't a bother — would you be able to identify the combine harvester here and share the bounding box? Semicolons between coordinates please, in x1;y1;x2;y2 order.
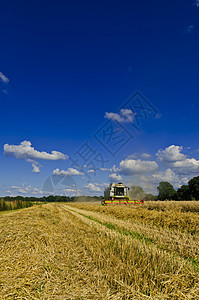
101;182;144;206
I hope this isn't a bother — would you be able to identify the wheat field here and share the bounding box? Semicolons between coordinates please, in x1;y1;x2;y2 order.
0;201;199;299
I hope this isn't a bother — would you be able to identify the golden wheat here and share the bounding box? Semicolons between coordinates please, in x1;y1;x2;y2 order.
68;202;199;234
0;202;199;299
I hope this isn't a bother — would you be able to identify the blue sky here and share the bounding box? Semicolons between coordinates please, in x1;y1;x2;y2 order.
1;0;199;197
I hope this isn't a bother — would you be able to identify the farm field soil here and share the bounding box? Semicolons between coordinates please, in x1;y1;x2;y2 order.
0;202;199;299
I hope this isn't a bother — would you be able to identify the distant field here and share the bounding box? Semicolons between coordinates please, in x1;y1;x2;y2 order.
0;202;199;299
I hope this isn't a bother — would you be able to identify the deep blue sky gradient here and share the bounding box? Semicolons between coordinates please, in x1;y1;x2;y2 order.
0;0;199;196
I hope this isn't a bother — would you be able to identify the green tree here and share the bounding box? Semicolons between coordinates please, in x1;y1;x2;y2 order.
144;193;157;201
16;200;23;209
157;181;177;200
0;199;8;211
188;176;199;200
177;185;191;200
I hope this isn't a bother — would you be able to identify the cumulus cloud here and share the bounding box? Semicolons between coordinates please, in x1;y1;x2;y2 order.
156;145;199;174
4;140;68;173
151;169;180;183
105;109;135;123
157;145;186;162
140;169;189;192
53;168;84;176
171;158;199;174
0;72;9;83
118;159;159;175
86;183;101;192
141;169;186;186
109;173;122;182
4;140;68;160
10;184;43;195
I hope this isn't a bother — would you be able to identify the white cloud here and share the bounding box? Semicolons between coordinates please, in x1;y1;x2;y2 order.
141;153;151;159
0;72;9;83
18;188;28;194
100;168;110;171
26;159;41;173
105;109;135;123
156;145;199;174
53;168;84;177
64;188;77;193
10;184;43;195
4;140;68;173
156;145;186;162
110;165;118;173
4;140;68;160
88;169;95;173
109;173;122;182
195;0;199;7
140;169;189;192
118;159;159;175
151;169;180;183
86;183;101;192
32;163;40;173
141;169;181;185
171;158;199;174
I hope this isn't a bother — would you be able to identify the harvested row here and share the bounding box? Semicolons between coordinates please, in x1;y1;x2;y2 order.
64;204;199;268
0;204;115;299
61;204;199;299
143;201;199;213
68;202;199;234
1;202;199;299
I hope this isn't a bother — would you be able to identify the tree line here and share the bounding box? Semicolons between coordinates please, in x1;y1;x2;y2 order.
0;195;103;203
0;199;33;211
157;176;199;201
2;176;199;202
130;175;199;201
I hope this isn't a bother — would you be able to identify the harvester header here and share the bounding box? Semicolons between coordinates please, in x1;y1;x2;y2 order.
101;182;144;206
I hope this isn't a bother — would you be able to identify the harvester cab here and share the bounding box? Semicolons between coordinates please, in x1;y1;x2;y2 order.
101;182;144;206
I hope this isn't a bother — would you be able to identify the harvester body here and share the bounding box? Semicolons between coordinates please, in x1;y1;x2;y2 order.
101;182;144;205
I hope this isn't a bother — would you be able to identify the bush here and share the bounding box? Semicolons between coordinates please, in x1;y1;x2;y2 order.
0;199;33;212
